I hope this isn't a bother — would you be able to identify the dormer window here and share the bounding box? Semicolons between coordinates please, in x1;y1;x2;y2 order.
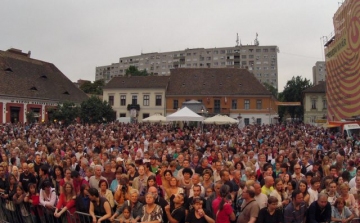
63;91;70;95
40;75;47;79
4;68;13;72
30;87;37;91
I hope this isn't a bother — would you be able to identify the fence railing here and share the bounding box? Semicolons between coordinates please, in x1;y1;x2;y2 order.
0;198;118;223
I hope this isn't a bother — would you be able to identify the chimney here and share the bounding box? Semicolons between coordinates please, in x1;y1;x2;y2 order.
27;51;31;58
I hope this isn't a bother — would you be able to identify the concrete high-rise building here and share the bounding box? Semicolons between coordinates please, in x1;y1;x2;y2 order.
312;61;326;85
96;41;279;89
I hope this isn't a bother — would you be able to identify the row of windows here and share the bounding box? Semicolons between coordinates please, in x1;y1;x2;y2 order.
108;95;162;106
171;99;263;110
120;48;277;63
311;99;327;110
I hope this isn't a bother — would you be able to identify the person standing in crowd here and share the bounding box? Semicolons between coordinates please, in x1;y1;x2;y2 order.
306;193;331;223
89;165;107;190
256;196;283;223
165;193;186;223
88;188;112;223
19;163;37;193
237;186;259;223
185;197;214;223
284;190;307;223
212;185;236;223
331;197;354;223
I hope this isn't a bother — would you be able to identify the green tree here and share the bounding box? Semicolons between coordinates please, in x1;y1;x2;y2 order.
80;80;104;95
279;76;312;121
263;82;278;98
125;65;149;76
80;96;116;124
52;101;80;125
26;110;36;123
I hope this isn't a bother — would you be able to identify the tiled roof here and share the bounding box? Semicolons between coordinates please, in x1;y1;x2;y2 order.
302;81;326;93
167;68;272;96
0;49;89;103
104;76;170;89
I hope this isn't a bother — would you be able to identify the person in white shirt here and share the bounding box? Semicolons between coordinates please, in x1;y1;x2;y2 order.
254;183;268;209
307;176;320;206
349;167;360;188
213;161;223;183
189;174;205;198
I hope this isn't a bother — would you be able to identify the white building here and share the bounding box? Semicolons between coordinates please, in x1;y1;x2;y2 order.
96;42;279;88
103;76;169;121
312;61;326;85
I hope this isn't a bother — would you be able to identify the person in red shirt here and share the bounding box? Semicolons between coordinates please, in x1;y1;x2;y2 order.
71;171;89;195
212;185;236;223
54;182;76;222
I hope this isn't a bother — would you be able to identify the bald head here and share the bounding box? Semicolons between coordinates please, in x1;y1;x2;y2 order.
265;176;274;188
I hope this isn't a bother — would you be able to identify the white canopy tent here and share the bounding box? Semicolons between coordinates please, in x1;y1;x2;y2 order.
142;114;167;123
204;114;239;125
166;106;204;122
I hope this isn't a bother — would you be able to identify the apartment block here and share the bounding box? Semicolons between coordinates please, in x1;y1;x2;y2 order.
312;61;326;85
96;44;279;89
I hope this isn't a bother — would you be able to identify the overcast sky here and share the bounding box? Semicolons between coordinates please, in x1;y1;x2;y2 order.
0;0;340;91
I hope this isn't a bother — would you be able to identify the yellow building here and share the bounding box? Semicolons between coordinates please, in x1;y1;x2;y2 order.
103;76;169;121
302;81;327;124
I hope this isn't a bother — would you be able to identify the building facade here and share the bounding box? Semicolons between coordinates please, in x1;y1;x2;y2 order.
302;81;327;125
325;0;360;121
96;43;279;89
312;61;326;85
166;68;278;125
0;48;89;123
103;76;169;121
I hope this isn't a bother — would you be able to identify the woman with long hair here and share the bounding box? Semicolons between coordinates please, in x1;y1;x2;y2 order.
160;170;173;193
13;184;32;223
75;184;90;213
164;177;184;202
298;180;310;205
51;165;64;196
269;178;289;208
140;175;163;197
256;196;283;223
212;184;235;223
54;182;76;222
59;168;73;194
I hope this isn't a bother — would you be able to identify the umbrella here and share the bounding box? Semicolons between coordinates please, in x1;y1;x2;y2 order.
142;114;167;123
203;114;239;125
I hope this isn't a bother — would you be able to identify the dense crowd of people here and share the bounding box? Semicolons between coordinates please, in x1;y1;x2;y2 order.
0;121;360;223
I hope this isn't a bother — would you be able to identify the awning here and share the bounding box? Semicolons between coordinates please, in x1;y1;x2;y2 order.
275;102;301;106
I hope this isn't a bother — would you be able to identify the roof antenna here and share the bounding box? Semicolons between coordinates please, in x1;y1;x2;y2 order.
254;33;259;46
236;33;239;46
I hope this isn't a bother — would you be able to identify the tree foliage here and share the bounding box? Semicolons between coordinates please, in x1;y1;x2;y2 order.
26;110;37;123
80;80;104;95
52;101;80;125
125;66;149;76
263;82;278;98
80;96;116;124
279;76;312;121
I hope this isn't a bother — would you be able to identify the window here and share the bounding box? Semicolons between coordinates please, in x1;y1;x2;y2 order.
244;99;250;110
132;95;137;104
244;118;250;125
120;95;126;106
119;113;126;117
214;99;221;113
323;99;327;109
231;99;237;109
249;55;254;59
241;55;247;59
143;95;150;106
311;99;317;109
108;95;114;106
143;113;150;119
173;100;178;109
156;95;162;106
256;49;261;52
256;118;262;125
256;100;262;109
